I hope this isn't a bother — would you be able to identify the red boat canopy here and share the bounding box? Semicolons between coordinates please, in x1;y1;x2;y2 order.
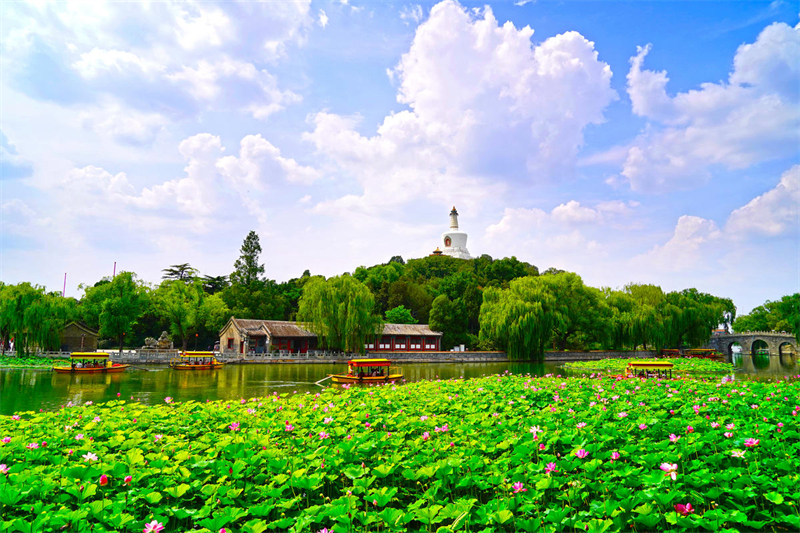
348;359;390;367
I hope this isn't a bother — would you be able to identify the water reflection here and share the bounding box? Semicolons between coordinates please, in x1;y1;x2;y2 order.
1;358;797;415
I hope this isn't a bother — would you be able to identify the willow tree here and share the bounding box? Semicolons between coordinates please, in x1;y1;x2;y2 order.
479;276;565;361
297;275;383;354
81;272;148;354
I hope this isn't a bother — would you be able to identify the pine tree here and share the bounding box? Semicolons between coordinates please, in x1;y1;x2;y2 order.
230;231;265;287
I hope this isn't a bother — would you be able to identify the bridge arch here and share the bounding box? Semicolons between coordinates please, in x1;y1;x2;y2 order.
779;342;797;366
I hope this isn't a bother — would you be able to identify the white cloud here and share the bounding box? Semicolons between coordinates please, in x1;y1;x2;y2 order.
318;9;329;28
621;22;800;192
400;5;423;24
637;215;722;270
726;164;800;237
304;0;616;217
73;48;164;78
174;4;234;50
80;101;167;146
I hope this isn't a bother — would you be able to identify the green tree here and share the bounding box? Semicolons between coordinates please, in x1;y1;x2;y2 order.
230;231;265;287
153;279;206;351
385;305;418;324
82;272;148;354
297;275;383;354
429;295;468;350
201;275;229;295
162;263;198;282
734;293;798;341
479;276;565;361
537;272;608;350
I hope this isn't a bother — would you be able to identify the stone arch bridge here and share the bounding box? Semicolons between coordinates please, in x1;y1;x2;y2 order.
705;331;797;363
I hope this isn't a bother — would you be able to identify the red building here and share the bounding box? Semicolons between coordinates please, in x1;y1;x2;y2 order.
366;324;443;352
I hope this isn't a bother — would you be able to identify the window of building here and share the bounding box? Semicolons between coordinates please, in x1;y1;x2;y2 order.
227;338;233;349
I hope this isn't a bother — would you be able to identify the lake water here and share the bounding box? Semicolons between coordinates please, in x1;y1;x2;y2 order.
1;358;796;415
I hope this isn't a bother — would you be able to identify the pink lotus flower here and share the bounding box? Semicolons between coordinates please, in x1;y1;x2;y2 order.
724;432;733;438
1;437;9;444
318;431;330;440
638;424;647;430
229;422;240;432
726;423;735;430
143;521;165;533
618;412;628;418
545;462;558;474
576;422;587;429
365;422;371;428
75;433;84;440
539;443;546;451
512;482;527;494
11;415;19;421
164;397;173;404
420;415;428;421
674;503;694;516
731;450;745;458
0;464;8;474
611;451;620;461
99;474;108;486
324;417;333;424
575;449;589;459
25;442;39;450
422;431;430;441
154;434;163;442
686;426;694;433
711;422;720;428
93;416;101;423
744;438;760;447
285;424;294;432
660;463;678;480
124;475;132;485
82;452;98;462
434;424;449;432
669;434;680;443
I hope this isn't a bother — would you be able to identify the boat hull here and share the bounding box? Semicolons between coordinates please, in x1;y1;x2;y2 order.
330;373;403;384
170;363;225;370
53;365;129;374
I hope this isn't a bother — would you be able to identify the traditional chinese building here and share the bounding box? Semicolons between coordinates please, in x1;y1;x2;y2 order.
58;322;98;352
219;319;317;354
366;323;443;352
219;318;442;354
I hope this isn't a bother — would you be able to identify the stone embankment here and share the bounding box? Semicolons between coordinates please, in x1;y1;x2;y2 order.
30;349;656;364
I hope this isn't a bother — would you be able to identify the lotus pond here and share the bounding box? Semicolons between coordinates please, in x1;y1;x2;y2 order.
1;372;798;532
563;359;733;373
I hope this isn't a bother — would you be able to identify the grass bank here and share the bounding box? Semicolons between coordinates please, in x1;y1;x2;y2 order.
1;372;798;532
0;355;54;369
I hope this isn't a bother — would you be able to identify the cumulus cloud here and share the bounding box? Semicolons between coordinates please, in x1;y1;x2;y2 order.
726;164;800;237
79;101;167;146
2;1;311;136
305;0;616;216
0;131;33;179
637;164;799;272
621;22;800;192
318;10;329;28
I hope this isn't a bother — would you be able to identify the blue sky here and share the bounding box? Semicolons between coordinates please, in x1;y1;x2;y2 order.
1;0;798;314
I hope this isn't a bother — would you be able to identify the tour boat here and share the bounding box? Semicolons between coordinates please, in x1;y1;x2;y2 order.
53;352;129;374
625;360;673;378
169;351;225;370
329;358;403;384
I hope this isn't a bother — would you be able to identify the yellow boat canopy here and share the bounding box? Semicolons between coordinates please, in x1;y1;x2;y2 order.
179;351;215;357
70;352;110;359
349;359;391;367
627;360;674;370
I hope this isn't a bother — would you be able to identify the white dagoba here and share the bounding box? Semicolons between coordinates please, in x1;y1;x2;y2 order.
441;206;471;259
